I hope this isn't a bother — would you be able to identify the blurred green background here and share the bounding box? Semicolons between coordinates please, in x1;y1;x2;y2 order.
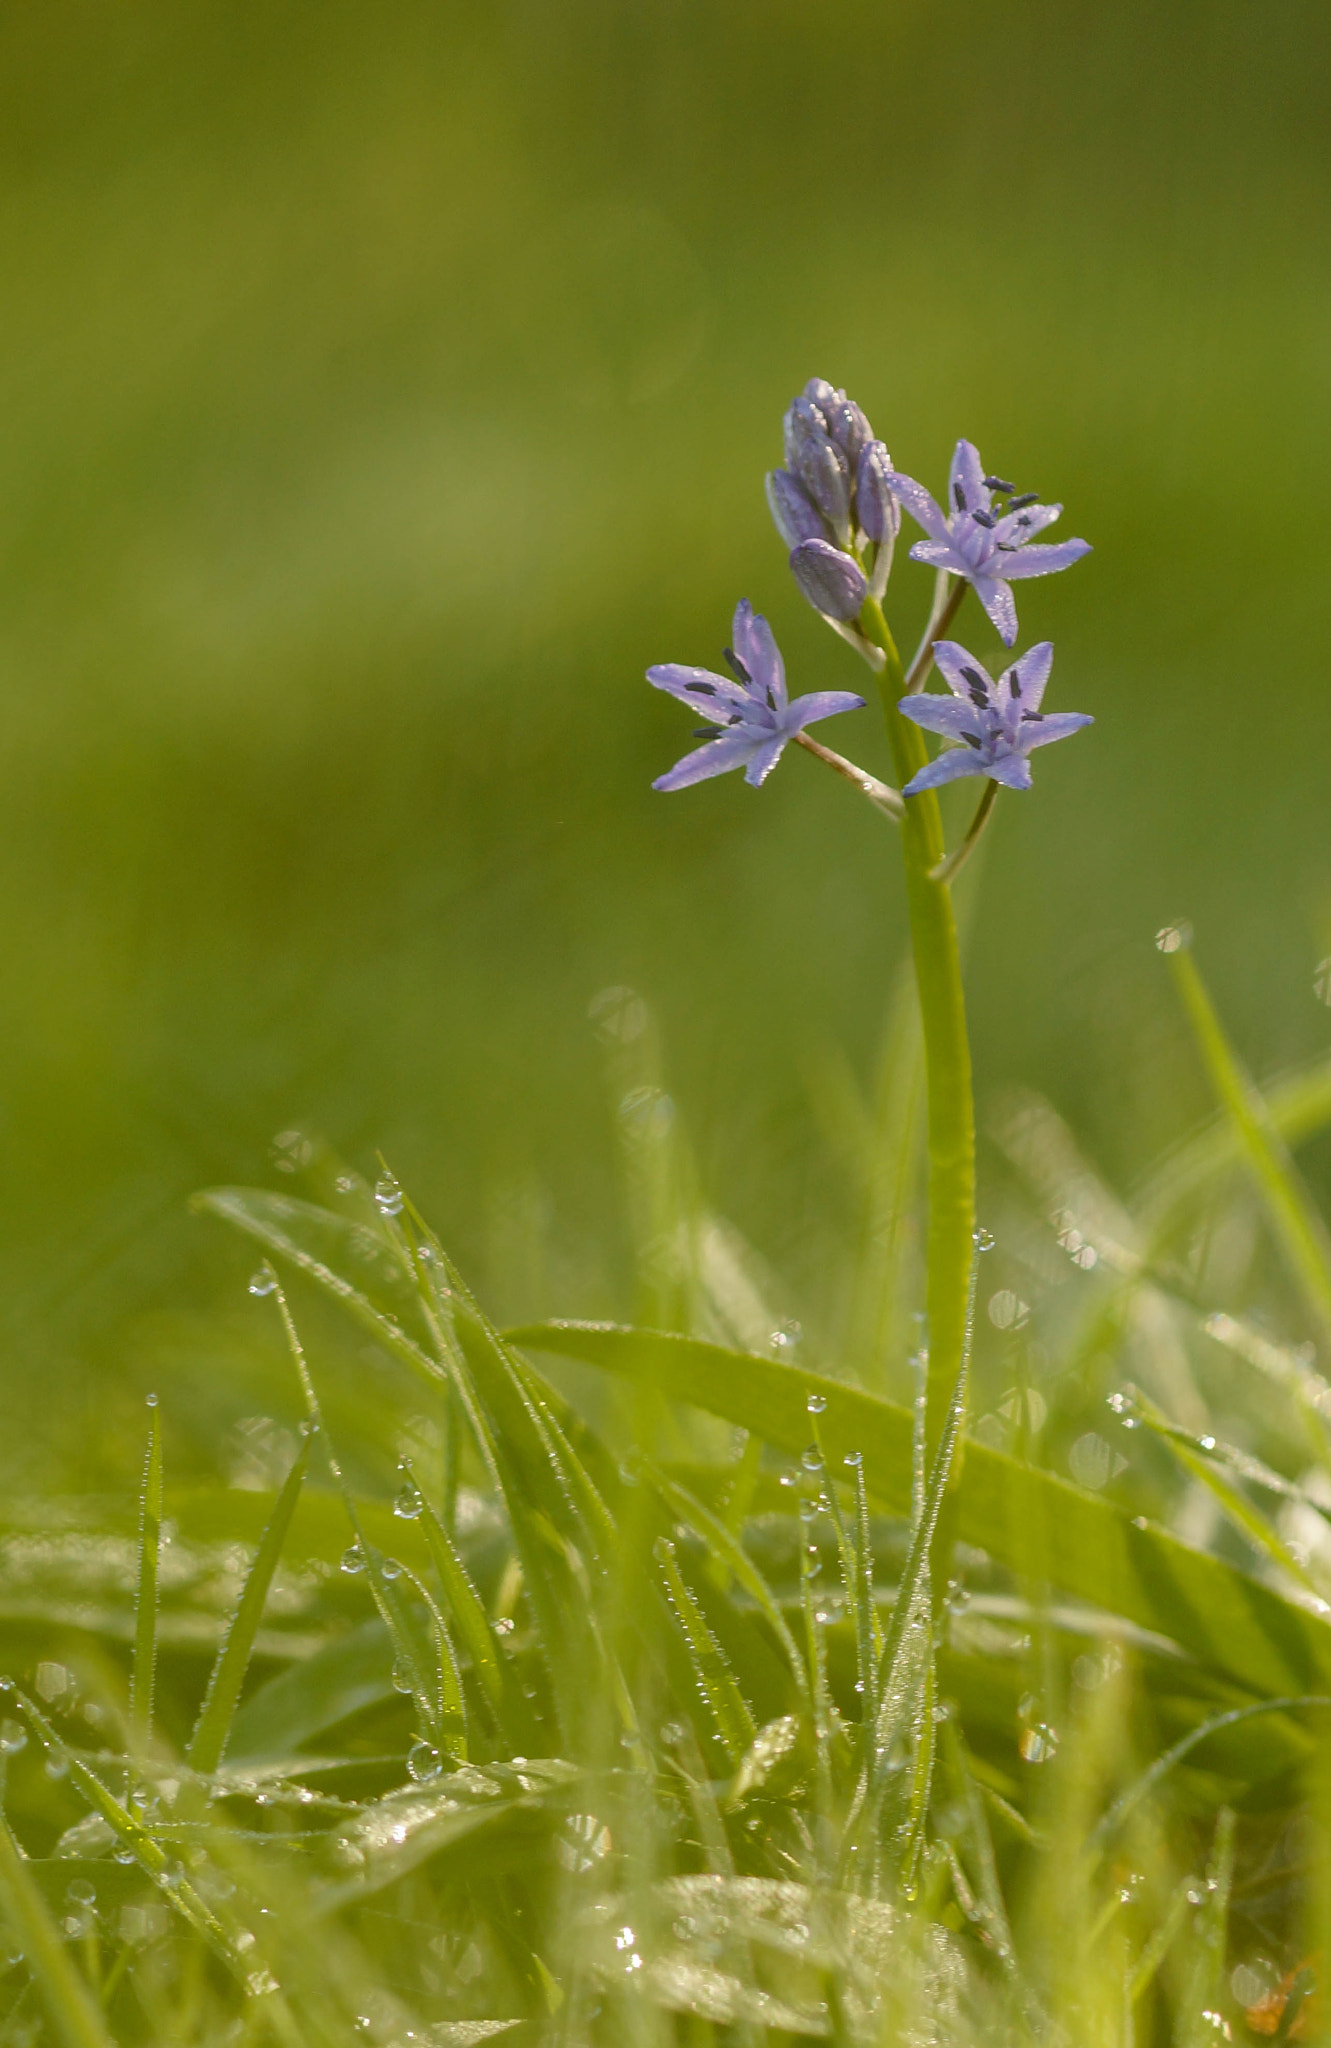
5;0;1331;1480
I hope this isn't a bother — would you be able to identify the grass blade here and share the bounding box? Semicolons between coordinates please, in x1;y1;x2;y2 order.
412;1478;512;1720
186;1424;314;1775
129;1394;162;1752
1166;941;1331;1350
508;1321;1331;1701
0;1811;116;2048
654;1536;757;1767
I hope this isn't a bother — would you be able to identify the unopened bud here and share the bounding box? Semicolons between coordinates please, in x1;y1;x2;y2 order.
824;397;873;467
789;539;868;621
802;376;838;410
766;469;828;549
793;432;851;541
783;395;829;471
856;441;899;544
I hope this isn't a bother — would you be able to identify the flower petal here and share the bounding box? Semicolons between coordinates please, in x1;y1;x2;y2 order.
646;664;750;716
929;640;991;703
886;472;951;544
743;735;790;786
902;746;988;796
898;693;984;740
786;690;867;731
999;538;1092;580
732;600;787;711
971;576;1019;646
992;501;1062;546
856;442;898;544
907;539;968;574
766;469;829;550
652;731;758;792
986;752;1033;791
948;440;990;519
1021;710;1094;751
1007;641;1054;714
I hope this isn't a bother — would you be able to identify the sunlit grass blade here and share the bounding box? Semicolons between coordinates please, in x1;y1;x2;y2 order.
0;1811;116;2048
1166;942;1331;1349
654;1536;757;1768
811;1422;879;1720
1122;1384;1328;1601
1090;1695;1331;1853
412;1478;512;1721
508;1321;1331;1700
186;1424;314;1775
634;1455;807;1702
129;1394;162;1752
1137;1047;1331;1241
940;1716;1016;1972
1176;1806;1235;2046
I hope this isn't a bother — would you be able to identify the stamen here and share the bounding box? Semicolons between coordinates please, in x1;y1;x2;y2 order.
690;680;717;694
962;732;983;750
691;727;722;739
953;482;967;511
960;665;989;694
722;647;752;683
1016;515;1032;529
1021;710;1044;723
1009;492;1040;510
971;510;996;530
983;475;1015;494
1009;673;1021;698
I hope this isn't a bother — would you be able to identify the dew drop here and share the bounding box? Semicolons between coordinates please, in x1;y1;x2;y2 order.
1018;1723;1059;1763
340;1544;366;1576
806;1393;827;1415
1199;1434;1217;1451
801;1443;822;1472
973;1227;996;1252
0;1721;26;1755
391;1665;414;1696
381;1557;403;1583
248;1267;277;1298
43;1754;69;1781
393;1482;423;1521
1155;921;1192;954
494;1616;515;1636
335;1173;358;1193
843;1449;862;1468
407;1738;445;1784
374;1172;404;1217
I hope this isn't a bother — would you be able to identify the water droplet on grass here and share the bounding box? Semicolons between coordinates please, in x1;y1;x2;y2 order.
248;1267;276;1297
374;1173;404;1217
801;1444;822;1471
0;1721;26;1754
806;1393;827;1415
381;1558;403;1582
393;1483;423;1520
340;1544;365;1576
973;1227;995;1252
1155;921;1192;954
407;1739;445;1783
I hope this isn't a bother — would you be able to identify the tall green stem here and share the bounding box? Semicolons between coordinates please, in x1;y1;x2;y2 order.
861;595;975;1461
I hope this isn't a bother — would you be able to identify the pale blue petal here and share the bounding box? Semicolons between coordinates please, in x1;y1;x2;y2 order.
972;576;1019;646
929;640;989;702
908;539;968;575
1022;711;1094;750
653;731;757;791
948;440;989;517
1009;641;1054;713
987;752;1033;790
732;600;787;711
902;747;988;796
787;690;867;730
766;469;829;549
1000;538;1092;580
743;735;789;786
647;663;750;714
886;472;951;544
993;501;1061;545
898;694;983;740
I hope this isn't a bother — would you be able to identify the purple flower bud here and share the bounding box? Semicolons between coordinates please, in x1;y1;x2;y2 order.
793;431;851;537
783;395;829;470
803;376;838;410
789;539;868;621
824;397;873;467
856;441;899;544
765;469;829;549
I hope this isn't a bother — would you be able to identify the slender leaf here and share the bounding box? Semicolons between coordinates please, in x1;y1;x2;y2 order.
129;1396;162;1750
187;1427;314;1774
654;1536;757;1766
0;1813;116;2048
508;1321;1331;1701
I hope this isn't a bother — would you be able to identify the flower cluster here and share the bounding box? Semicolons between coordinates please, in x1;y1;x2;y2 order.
645;377;1093;819
766;378;899;623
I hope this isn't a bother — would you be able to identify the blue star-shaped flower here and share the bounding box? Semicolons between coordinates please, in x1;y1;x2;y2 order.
649;601;865;792
887;440;1090;646
898;640;1092;795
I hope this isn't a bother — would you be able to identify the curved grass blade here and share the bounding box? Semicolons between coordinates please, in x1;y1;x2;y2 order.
1166;945;1331;1351
654;1536;756;1767
1090;1695;1331;1852
634;1456;807;1702
411;1479;512;1721
0;1811;116;2048
129;1395;162;1751
187;1425;314;1775
1138;1048;1331;1240
507;1321;1331;1702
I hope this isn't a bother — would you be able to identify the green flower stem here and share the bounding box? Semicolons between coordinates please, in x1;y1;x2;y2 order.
862;593;975;1462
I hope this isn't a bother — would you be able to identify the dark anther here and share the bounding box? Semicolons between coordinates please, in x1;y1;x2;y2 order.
722;647;752;683
967;687;988;710
691;727;722;739
972;510;996;530
983;475;1015;494
953;482;967;511
996;542;1016;553
1009;673;1021;698
1021;710;1045;723
960;666;989;694
1009;492;1040;510
962;732;983;750
691;680;717;695
1016;515;1032;529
